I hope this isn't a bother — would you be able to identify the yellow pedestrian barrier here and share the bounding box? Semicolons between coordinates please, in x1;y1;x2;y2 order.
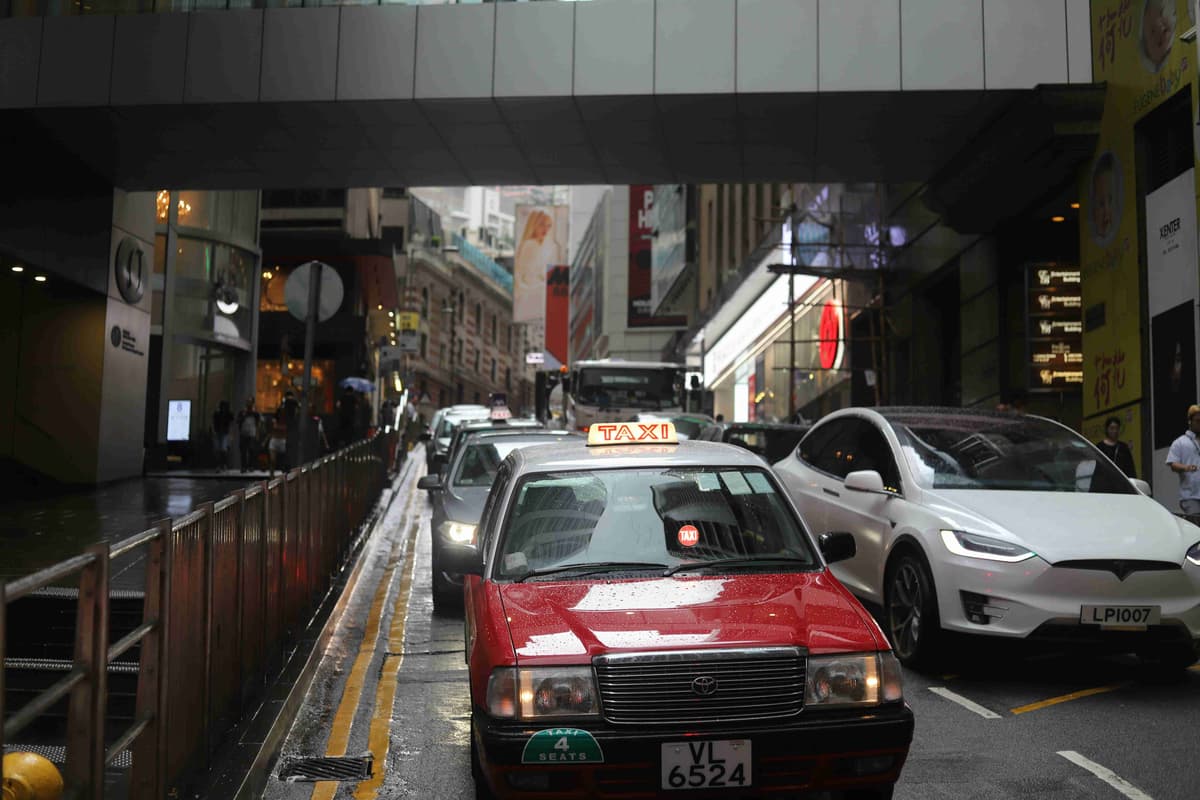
2;752;64;800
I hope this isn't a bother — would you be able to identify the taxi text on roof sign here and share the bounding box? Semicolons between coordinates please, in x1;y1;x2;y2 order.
586;421;678;446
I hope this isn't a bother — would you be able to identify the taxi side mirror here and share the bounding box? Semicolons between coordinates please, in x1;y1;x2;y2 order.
442;542;483;576
1130;478;1151;495
417;475;441;491
818;532;856;564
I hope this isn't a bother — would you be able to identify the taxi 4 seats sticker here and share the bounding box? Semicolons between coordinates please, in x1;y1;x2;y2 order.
521;728;605;764
678;524;700;547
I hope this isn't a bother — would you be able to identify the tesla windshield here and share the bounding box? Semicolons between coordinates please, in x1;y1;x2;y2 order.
495;468;817;580
884;413;1136;494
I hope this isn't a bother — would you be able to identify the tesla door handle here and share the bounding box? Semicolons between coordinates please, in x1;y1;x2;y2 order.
823;488;841;498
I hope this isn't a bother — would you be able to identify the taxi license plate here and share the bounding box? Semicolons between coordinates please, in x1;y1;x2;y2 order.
661;740;751;790
1080;605;1161;628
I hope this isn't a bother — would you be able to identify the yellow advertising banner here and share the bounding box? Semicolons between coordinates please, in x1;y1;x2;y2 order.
1081;0;1196;419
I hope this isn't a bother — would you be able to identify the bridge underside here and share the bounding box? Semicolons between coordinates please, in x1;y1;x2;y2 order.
4;88;1075;190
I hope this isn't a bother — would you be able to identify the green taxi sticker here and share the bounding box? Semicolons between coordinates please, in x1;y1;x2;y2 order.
521;728;605;765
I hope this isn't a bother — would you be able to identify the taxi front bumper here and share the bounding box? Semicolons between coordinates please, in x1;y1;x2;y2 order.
473;704;913;799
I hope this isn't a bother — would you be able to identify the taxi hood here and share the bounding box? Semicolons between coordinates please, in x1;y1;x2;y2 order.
499;572;883;665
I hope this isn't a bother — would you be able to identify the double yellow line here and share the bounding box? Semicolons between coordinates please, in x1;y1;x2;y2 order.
311;493;420;800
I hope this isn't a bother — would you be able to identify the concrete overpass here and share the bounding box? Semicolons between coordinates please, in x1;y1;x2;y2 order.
0;0;1098;189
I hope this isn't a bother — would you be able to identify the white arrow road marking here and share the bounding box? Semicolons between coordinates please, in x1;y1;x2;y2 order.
927;687;1002;719
1057;751;1154;800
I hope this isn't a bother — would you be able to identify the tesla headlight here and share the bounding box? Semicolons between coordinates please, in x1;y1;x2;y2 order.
439;520;477;544
1187;541;1200;566
486;667;600;719
805;652;903;708
940;530;1035;563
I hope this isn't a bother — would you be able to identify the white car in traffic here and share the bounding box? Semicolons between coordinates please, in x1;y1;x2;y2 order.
772;407;1200;669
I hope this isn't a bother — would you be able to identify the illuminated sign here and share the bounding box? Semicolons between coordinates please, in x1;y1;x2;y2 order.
586;422;678;446
167;400;191;441
818;301;844;370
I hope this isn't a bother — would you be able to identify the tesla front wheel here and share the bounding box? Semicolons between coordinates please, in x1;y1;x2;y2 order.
885;550;941;669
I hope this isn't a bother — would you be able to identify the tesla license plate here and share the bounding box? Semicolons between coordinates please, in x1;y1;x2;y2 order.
661;740;751;790
1080;605;1161;628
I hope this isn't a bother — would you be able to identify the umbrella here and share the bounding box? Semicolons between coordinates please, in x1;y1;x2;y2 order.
339;377;375;393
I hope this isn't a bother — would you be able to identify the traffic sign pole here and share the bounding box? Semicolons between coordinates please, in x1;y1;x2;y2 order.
298;261;322;460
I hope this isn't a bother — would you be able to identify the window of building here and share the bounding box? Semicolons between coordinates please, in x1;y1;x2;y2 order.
475;350;481;373
491;314;497;342
440;343;447;367
505;367;511;391
475;302;482;331
491;358;496;382
421;287;429;319
420;334;427;359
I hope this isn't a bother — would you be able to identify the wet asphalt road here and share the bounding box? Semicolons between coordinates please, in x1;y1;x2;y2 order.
263;462;1200;800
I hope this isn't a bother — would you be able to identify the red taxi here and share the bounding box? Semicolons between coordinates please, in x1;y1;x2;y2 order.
442;422;913;799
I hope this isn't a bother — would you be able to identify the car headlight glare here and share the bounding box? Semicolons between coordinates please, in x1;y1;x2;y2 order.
486;667;600;719
805;652;903;708
1187;541;1200;566
439;520;477;544
940;530;1035;563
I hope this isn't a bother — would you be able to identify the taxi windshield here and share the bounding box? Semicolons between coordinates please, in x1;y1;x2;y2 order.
495;467;817;580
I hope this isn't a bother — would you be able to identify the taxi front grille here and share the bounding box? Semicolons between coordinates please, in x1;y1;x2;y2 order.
593;647;805;725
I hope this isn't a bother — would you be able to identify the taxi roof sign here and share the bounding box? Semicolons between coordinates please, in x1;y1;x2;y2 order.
586;421;678;446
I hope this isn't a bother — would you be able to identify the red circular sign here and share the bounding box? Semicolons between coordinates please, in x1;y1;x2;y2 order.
818;302;841;370
677;525;700;547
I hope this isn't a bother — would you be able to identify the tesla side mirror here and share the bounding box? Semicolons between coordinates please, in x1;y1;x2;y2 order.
417;475;441;491
818;532;857;564
1131;478;1152;495
442;542;483;576
844;470;886;494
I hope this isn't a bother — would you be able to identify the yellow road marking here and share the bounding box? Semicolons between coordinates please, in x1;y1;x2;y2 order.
311;489;418;800
354;519;420;800
1010;683;1129;715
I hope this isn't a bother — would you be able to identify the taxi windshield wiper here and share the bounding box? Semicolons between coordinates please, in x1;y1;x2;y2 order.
514;561;670;583
663;556;814;577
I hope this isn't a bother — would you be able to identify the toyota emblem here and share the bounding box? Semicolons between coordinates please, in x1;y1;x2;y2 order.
691;676;718;696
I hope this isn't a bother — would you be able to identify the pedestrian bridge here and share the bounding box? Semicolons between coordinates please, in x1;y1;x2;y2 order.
1;0;1097;189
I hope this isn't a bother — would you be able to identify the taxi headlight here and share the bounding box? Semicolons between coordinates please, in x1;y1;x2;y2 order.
439;520;477;545
1187;541;1200;566
805;652;903;708
940;530;1035;563
486;667;600;719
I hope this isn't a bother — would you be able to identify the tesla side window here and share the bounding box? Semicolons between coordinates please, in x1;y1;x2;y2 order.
799;419;858;479
847;420;902;493
798;420;839;468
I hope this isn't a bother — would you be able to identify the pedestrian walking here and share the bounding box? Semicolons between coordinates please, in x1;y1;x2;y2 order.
337;386;358;448
1096;416;1136;478
267;407;289;477
237;398;261;473
1166;404;1200;514
212;400;234;470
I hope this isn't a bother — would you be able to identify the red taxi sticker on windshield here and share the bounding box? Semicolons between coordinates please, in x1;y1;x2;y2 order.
678;525;700;547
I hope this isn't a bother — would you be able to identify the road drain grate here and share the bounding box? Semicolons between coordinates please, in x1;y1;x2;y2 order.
278;755;373;782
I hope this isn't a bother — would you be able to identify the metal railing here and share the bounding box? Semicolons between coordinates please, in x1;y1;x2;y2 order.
1;429;397;800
